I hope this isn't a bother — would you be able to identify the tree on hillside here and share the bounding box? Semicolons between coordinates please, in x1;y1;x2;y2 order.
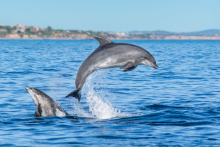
5;26;14;34
25;28;31;33
47;26;52;32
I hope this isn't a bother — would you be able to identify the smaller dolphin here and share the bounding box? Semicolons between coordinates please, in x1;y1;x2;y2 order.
26;86;68;117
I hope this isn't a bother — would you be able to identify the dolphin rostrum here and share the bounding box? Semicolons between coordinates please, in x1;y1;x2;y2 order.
66;36;158;101
26;86;68;117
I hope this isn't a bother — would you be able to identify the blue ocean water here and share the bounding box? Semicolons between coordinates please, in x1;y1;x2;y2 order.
0;39;220;146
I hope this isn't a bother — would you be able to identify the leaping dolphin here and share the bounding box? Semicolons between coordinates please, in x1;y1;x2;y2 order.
26;86;68;117
66;36;158;101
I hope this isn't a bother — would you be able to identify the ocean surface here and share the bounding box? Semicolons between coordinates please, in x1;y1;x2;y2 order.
0;39;220;146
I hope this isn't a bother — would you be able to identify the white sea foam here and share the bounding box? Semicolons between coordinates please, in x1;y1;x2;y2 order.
86;80;120;119
72;70;121;119
84;70;120;119
70;70;140;119
71;100;92;118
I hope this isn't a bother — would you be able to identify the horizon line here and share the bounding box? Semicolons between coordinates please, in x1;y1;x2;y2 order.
1;24;220;33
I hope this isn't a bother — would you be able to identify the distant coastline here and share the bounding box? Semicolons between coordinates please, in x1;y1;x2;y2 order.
0;24;220;40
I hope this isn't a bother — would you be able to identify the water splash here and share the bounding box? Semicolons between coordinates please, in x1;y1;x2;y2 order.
83;70;121;119
86;84;120;119
70;70;137;119
72;102;92;118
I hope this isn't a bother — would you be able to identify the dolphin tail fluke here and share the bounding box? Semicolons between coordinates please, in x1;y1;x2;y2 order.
66;88;81;101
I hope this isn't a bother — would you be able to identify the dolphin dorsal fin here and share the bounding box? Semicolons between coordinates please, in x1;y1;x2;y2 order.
93;36;113;47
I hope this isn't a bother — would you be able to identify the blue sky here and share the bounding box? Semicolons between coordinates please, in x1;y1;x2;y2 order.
0;0;219;32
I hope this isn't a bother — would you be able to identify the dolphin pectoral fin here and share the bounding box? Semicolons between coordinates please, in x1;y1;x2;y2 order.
66;88;81;101
34;105;42;117
34;111;41;117
120;61;135;69
123;65;137;72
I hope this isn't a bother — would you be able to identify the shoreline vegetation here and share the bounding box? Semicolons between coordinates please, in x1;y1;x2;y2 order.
0;24;220;40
